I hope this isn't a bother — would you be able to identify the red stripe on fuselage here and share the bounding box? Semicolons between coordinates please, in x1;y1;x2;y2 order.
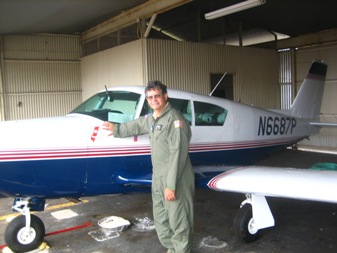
0;138;299;162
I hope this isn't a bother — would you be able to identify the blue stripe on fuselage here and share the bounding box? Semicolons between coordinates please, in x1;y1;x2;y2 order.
0;144;289;197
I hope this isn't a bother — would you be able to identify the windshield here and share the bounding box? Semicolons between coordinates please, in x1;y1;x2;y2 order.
70;91;142;123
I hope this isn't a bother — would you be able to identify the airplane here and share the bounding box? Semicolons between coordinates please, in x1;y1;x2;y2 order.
0;60;328;252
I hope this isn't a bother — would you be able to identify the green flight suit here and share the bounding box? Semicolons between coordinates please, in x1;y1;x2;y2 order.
114;102;195;253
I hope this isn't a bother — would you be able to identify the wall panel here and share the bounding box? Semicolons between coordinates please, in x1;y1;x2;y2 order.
4;61;81;93
1;34;82;121
81;40;145;100
145;39;279;109
4;34;81;60
6;93;81;120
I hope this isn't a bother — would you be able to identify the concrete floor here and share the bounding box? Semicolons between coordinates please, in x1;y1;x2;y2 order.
1;148;337;253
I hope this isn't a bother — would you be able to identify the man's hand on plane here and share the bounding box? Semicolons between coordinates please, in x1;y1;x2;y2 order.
102;121;114;136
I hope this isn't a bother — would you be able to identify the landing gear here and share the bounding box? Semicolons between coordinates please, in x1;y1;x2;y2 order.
5;215;45;253
233;194;275;243
4;198;46;253
233;204;261;242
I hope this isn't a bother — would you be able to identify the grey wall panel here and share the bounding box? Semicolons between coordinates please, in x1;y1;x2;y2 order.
81;40;145;100
4;61;81;93
145;39;279;109
1;34;82;121
6;93;82;120
3;34;81;61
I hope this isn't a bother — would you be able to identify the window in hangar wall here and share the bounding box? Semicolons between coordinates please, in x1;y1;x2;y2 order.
210;73;233;100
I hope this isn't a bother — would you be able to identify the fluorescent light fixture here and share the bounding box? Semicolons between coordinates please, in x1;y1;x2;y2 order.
205;0;266;20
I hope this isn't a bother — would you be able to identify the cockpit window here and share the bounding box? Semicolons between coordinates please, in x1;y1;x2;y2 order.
70;91;141;122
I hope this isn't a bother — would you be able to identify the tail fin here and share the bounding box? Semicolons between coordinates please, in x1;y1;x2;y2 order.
289;60;328;119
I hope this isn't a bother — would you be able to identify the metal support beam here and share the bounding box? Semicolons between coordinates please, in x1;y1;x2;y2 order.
258;29;337;50
144;14;157;38
81;0;192;43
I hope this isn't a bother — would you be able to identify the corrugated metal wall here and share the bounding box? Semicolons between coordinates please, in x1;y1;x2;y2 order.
279;51;293;109
1;34;82;121
295;45;337;152
145;39;280;109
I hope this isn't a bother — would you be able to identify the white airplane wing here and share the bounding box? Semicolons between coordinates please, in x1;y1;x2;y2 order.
208;166;337;203
207;165;337;242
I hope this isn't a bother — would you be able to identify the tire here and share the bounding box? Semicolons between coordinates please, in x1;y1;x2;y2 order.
4;214;45;253
233;204;261;243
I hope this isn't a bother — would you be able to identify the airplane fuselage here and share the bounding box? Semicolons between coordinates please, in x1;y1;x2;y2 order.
0;86;319;198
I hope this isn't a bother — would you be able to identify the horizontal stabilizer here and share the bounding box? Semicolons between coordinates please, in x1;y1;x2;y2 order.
310;122;337;127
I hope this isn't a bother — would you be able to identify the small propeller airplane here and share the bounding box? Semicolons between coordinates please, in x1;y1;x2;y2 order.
0;60;330;252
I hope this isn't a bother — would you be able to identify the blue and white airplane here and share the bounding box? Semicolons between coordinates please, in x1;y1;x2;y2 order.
0;60;329;252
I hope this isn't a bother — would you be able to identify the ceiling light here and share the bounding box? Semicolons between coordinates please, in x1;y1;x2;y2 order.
205;0;266;20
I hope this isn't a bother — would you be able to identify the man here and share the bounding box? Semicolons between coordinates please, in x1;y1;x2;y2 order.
103;81;194;253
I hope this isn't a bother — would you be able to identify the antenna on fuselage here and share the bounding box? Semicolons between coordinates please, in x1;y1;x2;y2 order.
105;85;114;101
209;72;227;96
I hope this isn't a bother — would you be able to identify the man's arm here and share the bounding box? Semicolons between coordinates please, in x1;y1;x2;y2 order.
102;117;150;137
166;119;190;196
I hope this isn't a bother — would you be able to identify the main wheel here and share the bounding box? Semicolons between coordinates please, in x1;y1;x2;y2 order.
5;214;45;253
233;204;261;243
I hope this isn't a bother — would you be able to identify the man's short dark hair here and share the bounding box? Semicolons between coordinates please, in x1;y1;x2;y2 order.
145;80;167;94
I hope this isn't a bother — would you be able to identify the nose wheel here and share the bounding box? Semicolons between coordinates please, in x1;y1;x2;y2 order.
5;215;45;253
4;198;46;253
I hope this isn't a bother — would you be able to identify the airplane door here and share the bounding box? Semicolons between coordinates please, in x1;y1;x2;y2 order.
84;119;152;195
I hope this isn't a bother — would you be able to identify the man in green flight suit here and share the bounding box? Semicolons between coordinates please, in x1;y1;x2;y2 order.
103;81;194;253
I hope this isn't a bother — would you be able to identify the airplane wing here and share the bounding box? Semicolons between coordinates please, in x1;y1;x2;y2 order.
193;165;237;187
207;165;337;243
208;166;337;203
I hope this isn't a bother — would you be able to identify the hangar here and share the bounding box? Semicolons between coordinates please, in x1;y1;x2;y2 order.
1;1;337;253
0;0;337;152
